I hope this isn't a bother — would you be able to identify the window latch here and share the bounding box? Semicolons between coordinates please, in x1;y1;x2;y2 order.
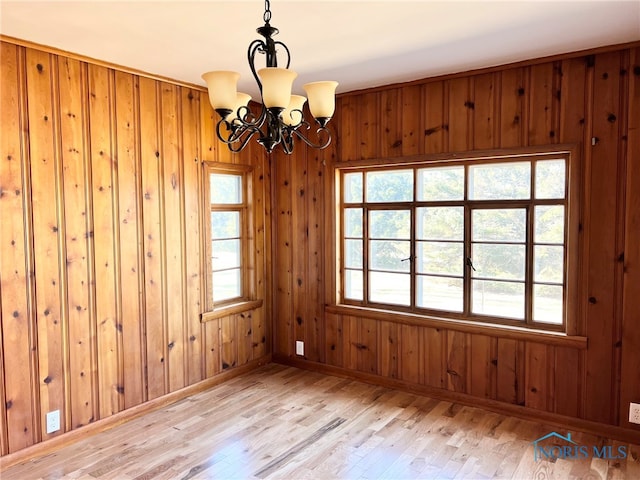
401;256;414;262
466;257;477;271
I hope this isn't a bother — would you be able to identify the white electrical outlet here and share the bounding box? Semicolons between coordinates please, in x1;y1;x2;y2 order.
630;403;640;425
296;340;304;356
46;410;61;434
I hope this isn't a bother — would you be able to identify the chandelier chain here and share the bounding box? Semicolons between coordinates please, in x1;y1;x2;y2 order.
263;0;272;24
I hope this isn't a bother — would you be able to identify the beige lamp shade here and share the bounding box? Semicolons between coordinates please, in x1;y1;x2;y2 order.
258;68;298;109
226;93;252;122
282;95;307;126
303;81;338;119
201;71;240;111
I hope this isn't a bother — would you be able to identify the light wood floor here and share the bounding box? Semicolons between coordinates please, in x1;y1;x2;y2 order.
3;364;639;479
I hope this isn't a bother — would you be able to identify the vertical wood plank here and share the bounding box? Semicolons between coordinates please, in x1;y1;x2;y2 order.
337;95;357;161
380;89;403;158
26;48;66;437
59;57;96;425
358;92;380;160
204;319;220;378
343;316;359;371
583;51;622;424
469;334;495;399
199;92;216;162
114;71;145;409
237;311;253;366
401;84;423;156
248;141;267;360
496;338;518;404
0;42;37;453
291;149;307;359
619;47;640;428
424;82;445;154
473;73;497;149
324;313;343;367
500;67;526;148
220;315;237;370
559;57;587;145
424;327;445;389
399;324;421;384
554;347;580;417
88;64;121;418
138;76;166;400
274;150;293;357
525;342;550;411
528;62;559;145
160;83;186;393
305;148;324;363
379;321;399;379
448;77;471;152
357;318;377;375
181;87;204;385
446;331;467;393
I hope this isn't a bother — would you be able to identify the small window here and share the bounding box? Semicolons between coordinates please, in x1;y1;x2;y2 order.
206;164;250;308
338;149;576;332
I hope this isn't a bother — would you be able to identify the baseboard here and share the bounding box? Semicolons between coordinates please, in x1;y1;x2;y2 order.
273;354;640;445
0;354;271;471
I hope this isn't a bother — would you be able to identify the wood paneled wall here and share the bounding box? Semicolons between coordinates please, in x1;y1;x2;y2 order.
273;45;640;435
0;40;270;456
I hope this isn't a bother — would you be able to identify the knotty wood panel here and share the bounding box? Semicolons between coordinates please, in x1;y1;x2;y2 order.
160;83;187;393
138;76;166;401
379;321;399;379
26;48;66;439
528;63;560;146
114;71;145;409
59;57;97;426
447;77;471;152
424;81;445;154
380;89;403;158
401;84;423;156
88;63;122;418
0;39;270;458
292;148;307;359
305;149;325;363
499;68;526;148
619;48;640;430
272;42;640;438
0;42;37;454
473;73;497;150
583;51;623;424
181;87;203;385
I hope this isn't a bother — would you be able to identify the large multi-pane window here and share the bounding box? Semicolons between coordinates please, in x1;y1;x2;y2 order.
208;168;247;305
340;152;573;330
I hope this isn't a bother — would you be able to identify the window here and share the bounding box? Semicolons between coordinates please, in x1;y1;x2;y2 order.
339;150;576;331
206;164;250;308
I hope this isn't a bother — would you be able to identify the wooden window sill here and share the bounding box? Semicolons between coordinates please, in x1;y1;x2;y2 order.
325;304;587;349
201;299;263;322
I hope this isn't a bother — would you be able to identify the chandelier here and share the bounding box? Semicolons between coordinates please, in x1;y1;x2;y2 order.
201;0;338;155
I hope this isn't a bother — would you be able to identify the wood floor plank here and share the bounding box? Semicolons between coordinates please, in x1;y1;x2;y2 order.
2;364;639;479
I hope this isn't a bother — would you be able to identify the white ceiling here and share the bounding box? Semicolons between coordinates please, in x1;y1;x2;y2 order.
1;0;639;99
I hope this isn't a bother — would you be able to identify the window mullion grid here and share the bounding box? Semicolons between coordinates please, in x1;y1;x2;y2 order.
362;207;370;304
463;164;472;317
525;203;534;326
410;167;417;309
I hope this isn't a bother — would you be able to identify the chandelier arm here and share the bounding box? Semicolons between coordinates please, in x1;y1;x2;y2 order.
289;123;332;150
272;40;291;69
216;117;263;153
248;39;267;92
228;128;263;153
233;103;268;130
